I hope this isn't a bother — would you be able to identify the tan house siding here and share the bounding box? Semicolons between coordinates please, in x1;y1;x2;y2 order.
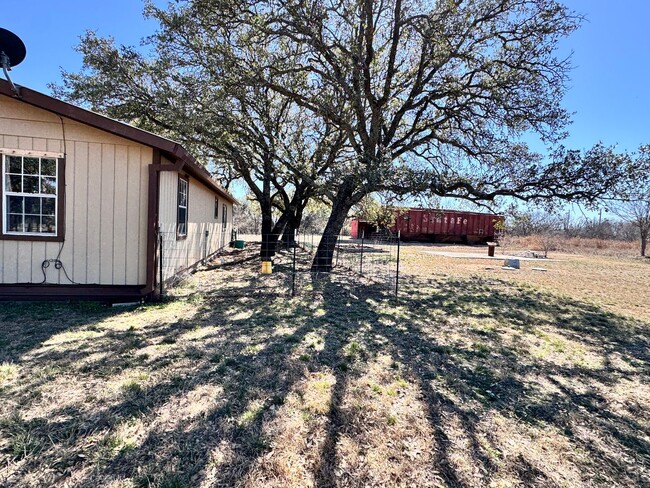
158;171;233;281
0;95;151;286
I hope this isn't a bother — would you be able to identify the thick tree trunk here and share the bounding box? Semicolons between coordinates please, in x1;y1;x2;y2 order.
260;204;275;261
641;230;647;257
311;183;359;272
282;217;298;247
269;211;291;254
282;223;296;247
282;204;304;247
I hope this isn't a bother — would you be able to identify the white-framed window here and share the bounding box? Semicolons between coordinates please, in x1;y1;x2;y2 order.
2;153;58;236
214;196;219;219
222;203;227;230
177;176;189;238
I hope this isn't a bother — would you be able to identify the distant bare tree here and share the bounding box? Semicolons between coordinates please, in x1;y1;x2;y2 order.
611;197;650;257
610;147;650;256
234;198;262;235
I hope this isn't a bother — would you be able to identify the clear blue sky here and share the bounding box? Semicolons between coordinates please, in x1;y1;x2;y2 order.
3;0;650;155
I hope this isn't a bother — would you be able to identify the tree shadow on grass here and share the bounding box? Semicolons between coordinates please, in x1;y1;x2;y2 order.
315;275;649;487
1;266;339;486
0;301;120;364
1;268;648;487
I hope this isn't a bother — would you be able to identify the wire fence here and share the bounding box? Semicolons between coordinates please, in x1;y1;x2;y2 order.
159;229;230;293
157;229;401;298
237;230;401;297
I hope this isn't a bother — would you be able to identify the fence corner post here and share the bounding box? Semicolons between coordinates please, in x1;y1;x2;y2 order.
292;229;297;297
204;229;209;262
395;230;400;298
335;234;340;267
360;230;365;275
159;232;164;299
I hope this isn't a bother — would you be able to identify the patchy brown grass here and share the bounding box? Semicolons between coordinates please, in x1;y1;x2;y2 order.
504;234;640;257
0;245;648;487
399;242;650;323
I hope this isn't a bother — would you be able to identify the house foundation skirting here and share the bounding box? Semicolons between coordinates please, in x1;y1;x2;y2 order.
0;284;151;303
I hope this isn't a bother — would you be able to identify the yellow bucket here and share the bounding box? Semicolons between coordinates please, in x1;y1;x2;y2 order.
261;261;272;274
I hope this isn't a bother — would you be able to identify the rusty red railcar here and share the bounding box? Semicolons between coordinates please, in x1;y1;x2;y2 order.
351;208;503;243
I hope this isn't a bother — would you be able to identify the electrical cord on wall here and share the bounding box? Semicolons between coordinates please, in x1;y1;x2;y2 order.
40;241;79;285
39;115;78;285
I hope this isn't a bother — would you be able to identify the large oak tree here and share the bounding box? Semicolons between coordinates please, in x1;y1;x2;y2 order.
58;0;646;270
169;0;640;270
54;30;347;260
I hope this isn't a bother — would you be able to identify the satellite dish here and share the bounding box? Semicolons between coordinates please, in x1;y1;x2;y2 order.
0;28;26;67
0;28;26;95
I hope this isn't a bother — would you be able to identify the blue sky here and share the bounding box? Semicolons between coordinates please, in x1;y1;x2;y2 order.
3;0;649;156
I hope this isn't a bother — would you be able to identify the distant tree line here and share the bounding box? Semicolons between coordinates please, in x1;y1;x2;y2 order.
503;197;650;257
506;209;636;241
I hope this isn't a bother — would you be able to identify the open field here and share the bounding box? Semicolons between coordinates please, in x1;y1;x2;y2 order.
504;235;640;258
398;242;649;323
0;245;648;487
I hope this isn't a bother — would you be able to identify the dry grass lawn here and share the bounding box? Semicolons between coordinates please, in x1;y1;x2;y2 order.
0;244;648;487
400;242;649;323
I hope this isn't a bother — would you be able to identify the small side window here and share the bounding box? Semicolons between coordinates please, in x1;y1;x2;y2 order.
214;197;219;219
177;177;189;239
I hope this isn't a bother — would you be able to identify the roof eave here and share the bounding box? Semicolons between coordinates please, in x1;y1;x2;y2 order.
0;79;238;205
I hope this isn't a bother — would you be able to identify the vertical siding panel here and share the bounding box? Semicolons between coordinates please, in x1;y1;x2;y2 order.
72;141;89;283
1;93;235;289
3;135;18;149
4;241;18;282
158;171;180;281
29;243;35;283
138;148;150;284
125;146;138;284
57;141;76;284
47;139;63;154
18;136;32;150
66;135;75;281
86;143;102;283
99;144;115;284
32;138;47;152
17;242;29;281
41;242;55;284
31;250;45;287
113;145;128;284
1;98;157;288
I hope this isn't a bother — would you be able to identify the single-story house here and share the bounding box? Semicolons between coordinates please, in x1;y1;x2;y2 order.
0;79;237;302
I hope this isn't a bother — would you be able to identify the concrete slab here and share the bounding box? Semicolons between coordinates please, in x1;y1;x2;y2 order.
424;251;558;261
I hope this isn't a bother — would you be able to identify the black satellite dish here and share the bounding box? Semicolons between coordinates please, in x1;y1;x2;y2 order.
0;28;26;67
0;28;26;94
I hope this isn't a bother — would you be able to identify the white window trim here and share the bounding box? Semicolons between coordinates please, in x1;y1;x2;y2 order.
2;153;59;237
177;177;189;238
221;203;227;231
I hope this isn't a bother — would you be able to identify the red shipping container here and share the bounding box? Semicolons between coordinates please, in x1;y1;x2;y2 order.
352;208;502;243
